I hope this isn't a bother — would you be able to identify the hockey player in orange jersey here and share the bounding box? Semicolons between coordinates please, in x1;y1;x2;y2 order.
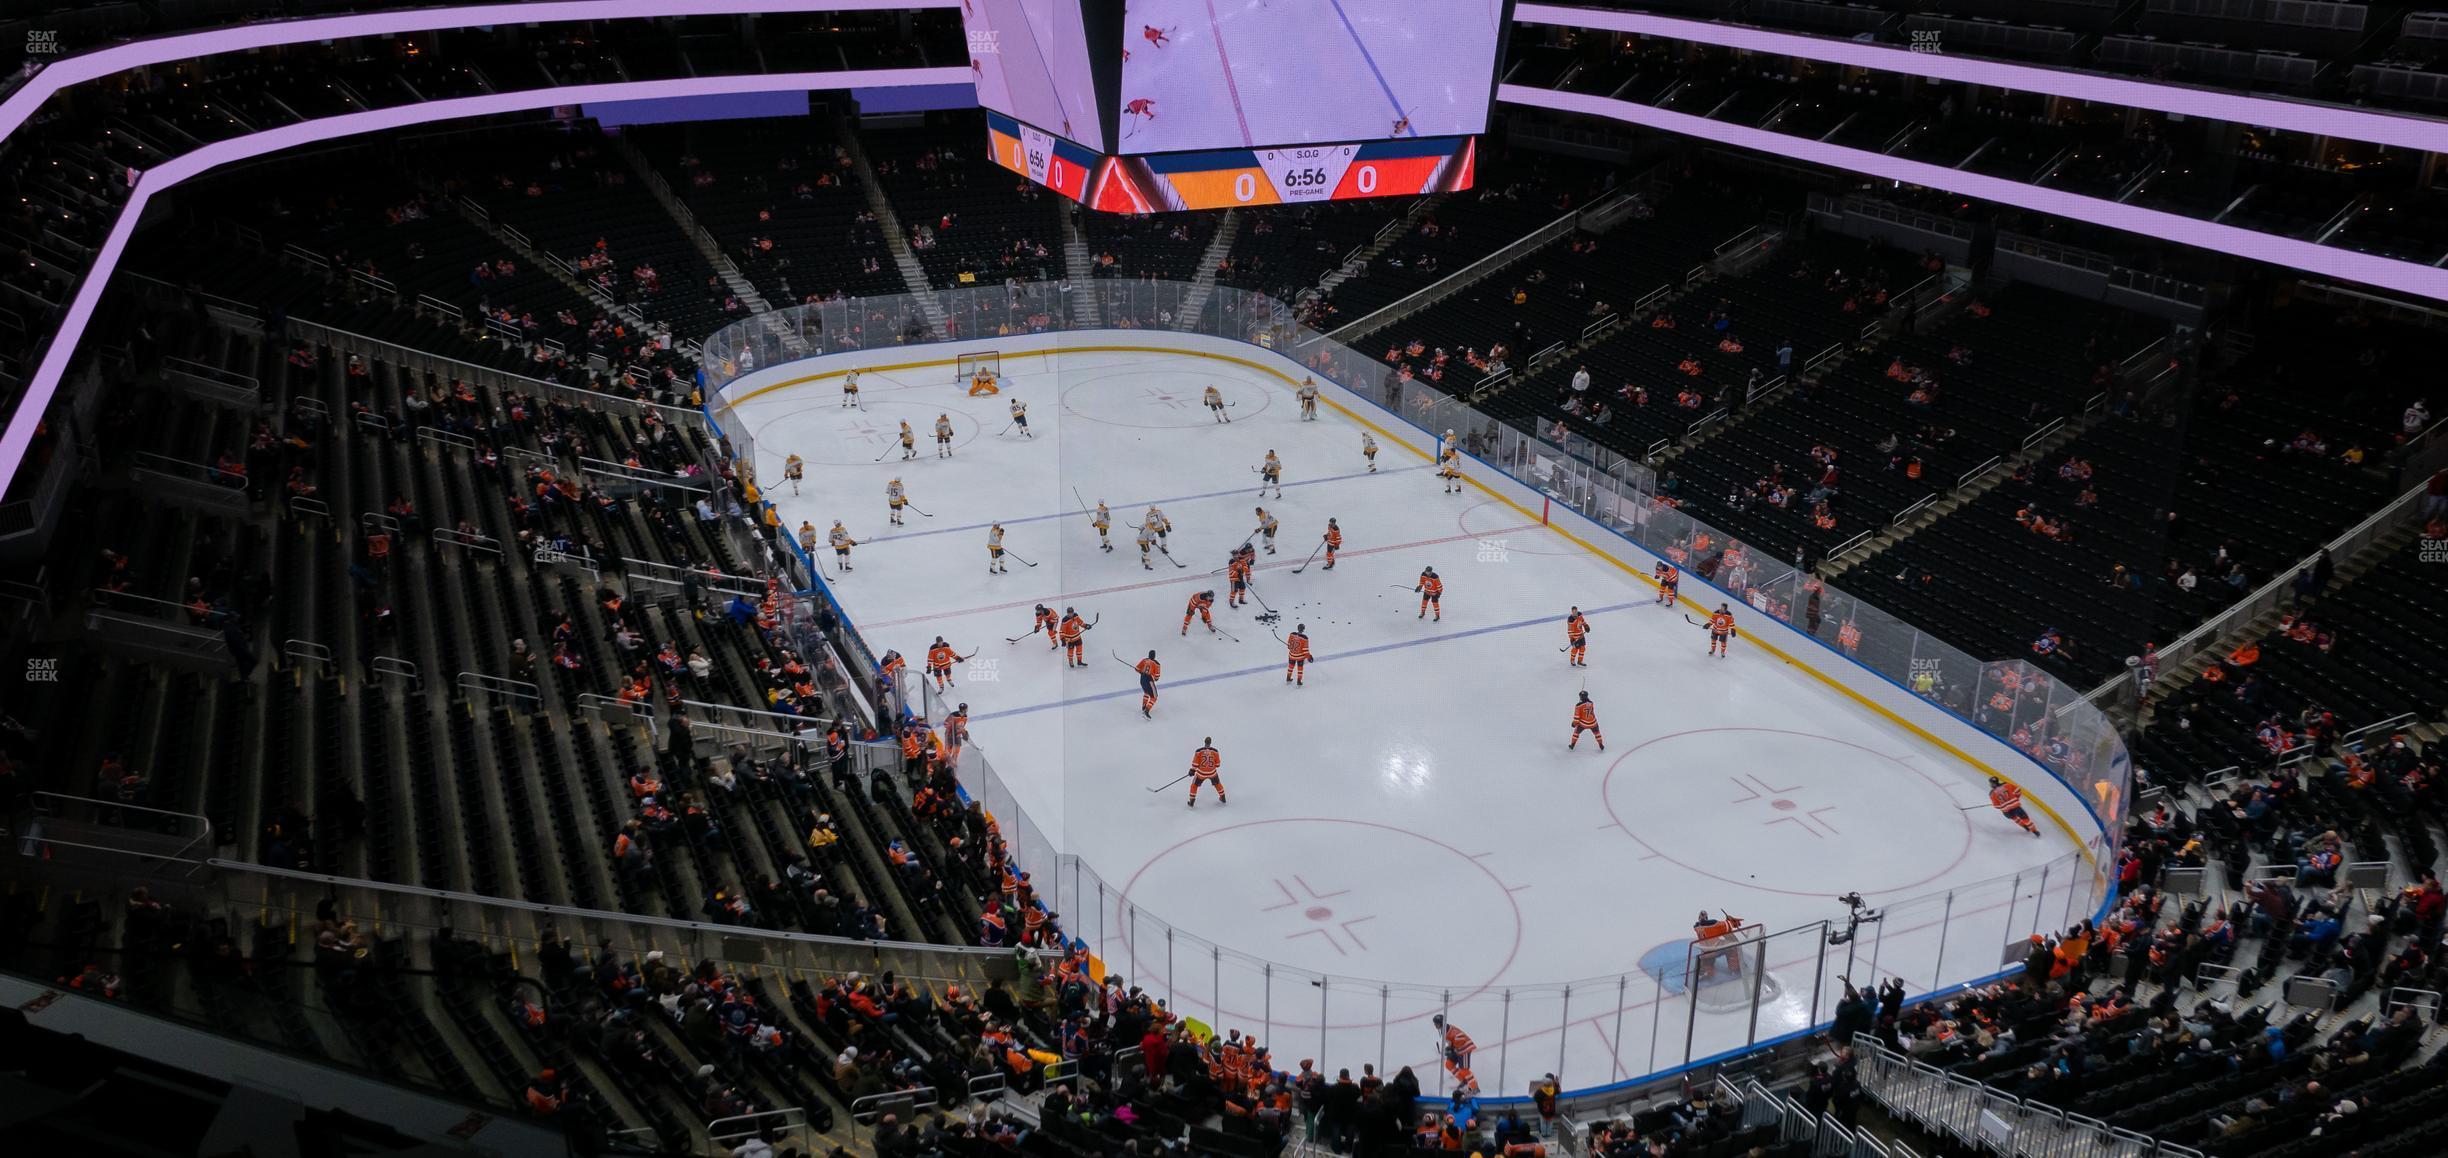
1565;607;1591;667
1988;776;2041;836
1183;590;1217;635
1414;567;1442;621
1569;691;1604;751
1058;608;1089;668
1135;651;1162;718
1707;603;1737;657
1187;738;1225;807
927;636;965;690
1284;623;1312;686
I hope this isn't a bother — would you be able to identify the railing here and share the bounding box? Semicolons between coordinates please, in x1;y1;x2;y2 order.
160;354;260;407
1851;1035;2202;1158
280;314;704;425
3;820;1040;994
1325;193;1626;343
2083;479;2431;707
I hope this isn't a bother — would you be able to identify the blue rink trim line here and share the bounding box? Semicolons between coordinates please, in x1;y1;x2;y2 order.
1325;0;1416;135
858;463;1432;545
968;598;1645;723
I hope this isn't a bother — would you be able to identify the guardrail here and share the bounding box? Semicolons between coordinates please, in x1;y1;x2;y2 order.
160;354;260;407
2082;479;2429;707
1955;455;2001;489
455;671;539;707
1324;193;1621;343
1802;341;1843;376
432;526;501;557
1851;1034;2204;1158
369;655;421;690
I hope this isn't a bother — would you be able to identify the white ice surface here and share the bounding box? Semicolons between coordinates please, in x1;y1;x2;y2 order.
732;348;2088;1094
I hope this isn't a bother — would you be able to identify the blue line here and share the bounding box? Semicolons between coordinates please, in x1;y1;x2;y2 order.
1325;0;1414;136
968;598;1646;724
861;463;1429;545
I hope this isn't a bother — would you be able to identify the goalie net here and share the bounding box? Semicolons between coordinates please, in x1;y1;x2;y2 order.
1691;923;1766;985
1688;923;1781;1010
957;352;1001;382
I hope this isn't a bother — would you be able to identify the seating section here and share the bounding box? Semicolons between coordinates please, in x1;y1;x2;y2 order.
1216;200;1417;304
1316;149;1618;328
627;119;905;306
1085;210;1219;283
439;126;738;341
1675;282;2159;564
2136;536;2448;799
1857;298;2415;688
867;119;1064;289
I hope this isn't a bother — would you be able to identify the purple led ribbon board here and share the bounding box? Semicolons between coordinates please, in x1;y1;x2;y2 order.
1495;83;2448;305
1513;3;2448;155
0;64;967;480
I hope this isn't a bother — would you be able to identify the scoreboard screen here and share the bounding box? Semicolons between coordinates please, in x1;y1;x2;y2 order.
959;1;1510;158
1114;0;1512;155
963;0;1118;151
988;111;1475;211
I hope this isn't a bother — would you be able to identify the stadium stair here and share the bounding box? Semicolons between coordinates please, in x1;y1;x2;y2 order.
1169;209;1242;330
608;131;802;358
840;119;953;337
1060;208;1102;327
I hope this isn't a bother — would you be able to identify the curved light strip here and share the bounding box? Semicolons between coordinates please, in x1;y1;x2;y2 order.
1500;83;2448;302
0;0;957;143
1516;2;2448;154
0;65;967;478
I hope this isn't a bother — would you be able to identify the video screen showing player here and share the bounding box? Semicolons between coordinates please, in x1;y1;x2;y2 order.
1117;0;1508;153
966;0;1110;151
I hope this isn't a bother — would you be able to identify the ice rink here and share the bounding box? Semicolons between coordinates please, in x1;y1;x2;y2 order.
727;344;2096;1094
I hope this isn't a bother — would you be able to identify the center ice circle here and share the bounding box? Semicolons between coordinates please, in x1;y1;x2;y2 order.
1601;728;1975;898
1115;819;1521;1019
1059;365;1275;428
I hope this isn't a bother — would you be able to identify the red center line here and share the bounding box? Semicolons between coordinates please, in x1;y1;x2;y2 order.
863;522;1537;629
1204;0;1256;147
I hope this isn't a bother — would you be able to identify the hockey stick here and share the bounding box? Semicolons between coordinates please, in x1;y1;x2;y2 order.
1146;772;1192;794
1958;803;1992;811
1004;550;1039;568
872;444;896;463
904;502;933;517
997;420;1016;436
1288;540;1325;574
1157;544;1187;569
1212;625;1239;643
1072;486;1090;513
1387;584;1416;592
